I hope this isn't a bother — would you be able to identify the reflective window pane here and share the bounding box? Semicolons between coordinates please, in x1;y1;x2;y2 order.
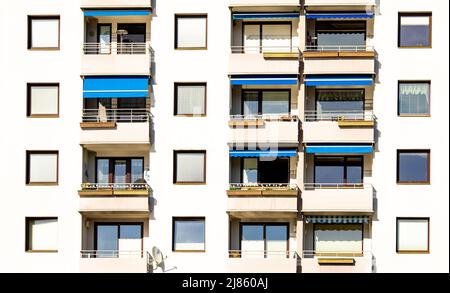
131;159;144;183
398;151;430;183
262;91;289;114
174;219;205;251
399;14;431;47
96;225;118;258
120;225;142;239
243;91;259;115
97;159;109;183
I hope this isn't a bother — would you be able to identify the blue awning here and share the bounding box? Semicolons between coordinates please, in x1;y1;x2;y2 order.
83;76;149;98
304;75;373;86
306;12;374;19
230;75;298;86
305;144;373;154
232;12;300;20
84;10;151;17
230;149;298;158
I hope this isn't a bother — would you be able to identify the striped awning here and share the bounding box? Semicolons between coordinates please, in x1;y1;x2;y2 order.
230;75;298;85
306;12;374;19
232;12;300;20
84;10;151;17
305;215;369;224
304;75;373;86
230;149;297;158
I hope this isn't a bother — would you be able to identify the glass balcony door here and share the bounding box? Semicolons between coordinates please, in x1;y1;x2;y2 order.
314;156;363;185
95;223;143;258
95;158;144;185
98;24;111;54
243;23;292;53
242;90;290;116
316;89;365;120
240;223;289;258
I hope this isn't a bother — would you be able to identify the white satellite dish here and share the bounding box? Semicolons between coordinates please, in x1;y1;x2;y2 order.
144;169;151;184
152;246;165;267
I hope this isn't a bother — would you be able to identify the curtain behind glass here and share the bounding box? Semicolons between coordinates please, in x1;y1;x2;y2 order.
176;153;205;182
177;85;205;115
399;83;430;115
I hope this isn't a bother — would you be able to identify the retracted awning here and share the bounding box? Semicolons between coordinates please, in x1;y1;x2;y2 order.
232;12;300;20
83;10;151;17
304;75;373;86
305;215;369;224
305;144;373;154
230;149;298;158
83;76;149;98
306;12;374;19
230;75;298;86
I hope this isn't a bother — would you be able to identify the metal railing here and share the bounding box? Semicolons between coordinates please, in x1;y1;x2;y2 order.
83;42;151;55
304;110;375;122
229;250;299;259
81;250;146;258
230;114;298;122
82;108;150;123
229;183;299;191
304;45;374;52
81;183;150;191
231;45;300;54
303;183;373;190
302;250;372;258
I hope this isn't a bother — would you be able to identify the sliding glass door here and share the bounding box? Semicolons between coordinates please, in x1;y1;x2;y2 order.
316;89;365;120
314;156;363;185
242;90;290;116
95;223;143;258
243;23;292;53
240;223;289;258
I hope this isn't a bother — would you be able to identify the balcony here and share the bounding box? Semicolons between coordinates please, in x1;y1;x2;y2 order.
226;251;299;273
301;251;373;273
230;0;301;7
81;0;152;9
301;183;374;213
302;111;375;144
79;250;152;273
304;0;376;8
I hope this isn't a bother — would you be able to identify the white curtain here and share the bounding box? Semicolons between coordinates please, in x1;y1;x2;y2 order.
177;85;205;115
314;225;363;253
243;158;258;184
262;24;291;52
399;83;430;114
31;19;59;48
177;17;207;48
29;153;58;183
397;219;429;251
30;86;58;115
28;219;58;251
176;153;205;182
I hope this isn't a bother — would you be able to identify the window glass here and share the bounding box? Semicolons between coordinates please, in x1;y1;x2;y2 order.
30;17;60;49
27;218;58;251
241;225;265;258
397;218;429;252
243;91;259;115
96;225;118;257
131;159;144;183
399;82;430;115
114;160;127;184
261;24;291;52
266;225;288;259
175;152;205;183
316;89;364;116
97;159;109;184
262;91;289;114
242;158;258;184
399;14;431;47
176;84;206;115
315;21;366;48
174;219;205;251
176;16;207;49
28;85;58;116
398;151;429;183
315;156;363;185
314;224;363;253
28;152;58;184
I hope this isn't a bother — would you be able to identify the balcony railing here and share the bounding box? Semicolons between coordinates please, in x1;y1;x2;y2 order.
81;250;148;258
82;108;150;123
231;45;300;54
80;183;149;191
230;114;298;122
304;45;374;52
229;250;299;259
304;111;375;122
83;42;152;55
302;250;371;258
230;183;299;191
304;183;372;190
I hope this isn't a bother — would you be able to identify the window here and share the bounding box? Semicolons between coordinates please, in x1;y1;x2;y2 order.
26;218;58;252
314;20;366;48
243;23;292;53
314;156;363;185
173;218;205;252
174;83;206;116
398;81;430;116
240;223;289;258
175;15;207;49
398;13;432;48
95;223;143;258
26;151;58;185
242;90;291;115
240;157;290;184
27;83;59;117
28;16;60;49
95;158;144;184
174;151;206;184
397;150;430;184
316;89;365;119
314;224;363;255
396;218;430;253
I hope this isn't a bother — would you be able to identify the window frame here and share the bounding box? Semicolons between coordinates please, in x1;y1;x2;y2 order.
396;217;430;254
313;155;364;184
26;151;59;186
95;157;144;184
25;217;58;253
174;14;208;50
26;83;60;118
241;89;292;115
173;150;207;185
174;83;207;116
172;217;206;252
398;12;432;49
396;150;431;184
27;15;61;50
93;222;144;256
397;80;431;117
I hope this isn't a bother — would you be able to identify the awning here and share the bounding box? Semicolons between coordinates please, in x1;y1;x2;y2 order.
305;215;369;224
232;12;300;20
230;149;297;158
304;75;373;86
84;10;151;17
230;75;298;85
305;144;373;154
306;12;374;19
83;76;149;98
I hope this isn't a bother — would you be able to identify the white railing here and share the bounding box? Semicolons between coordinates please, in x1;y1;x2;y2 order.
304;45;374;52
229;250;299;259
303;183;373;190
83;42;151;55
81;183;149;191
230;114;298;122
230;183;299;191
82;108;150;123
302;250;372;258
81;250;146;258
304;110;375;122
231;45;300;54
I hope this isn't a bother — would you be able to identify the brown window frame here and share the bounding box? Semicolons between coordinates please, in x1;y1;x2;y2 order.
173;150;207;185
396;217;430;254
25;217;58;253
396;150;430;185
397;80;431;117
26;151;59;186
27;15;61;50
174;83;207;116
95;157;145;184
26;83;60;118
172;217;206;253
398;12;432;49
174;14;208;50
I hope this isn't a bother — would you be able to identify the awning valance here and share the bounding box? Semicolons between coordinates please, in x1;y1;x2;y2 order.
230;149;297;158
304;75;373;86
232;12;300;20
83;76;149;98
230;75;298;85
306;12;374;19
305;144;373;154
84;10;151;17
305;215;369;224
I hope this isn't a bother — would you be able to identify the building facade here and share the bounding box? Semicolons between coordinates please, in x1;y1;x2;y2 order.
0;0;448;273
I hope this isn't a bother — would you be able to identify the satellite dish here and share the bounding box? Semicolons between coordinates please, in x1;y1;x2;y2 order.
144;169;150;184
152;246;165;267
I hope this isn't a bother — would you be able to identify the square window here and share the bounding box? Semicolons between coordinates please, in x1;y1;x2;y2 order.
397;150;430;184
398;82;430;116
26;217;58;252
26;151;59;185
27;84;59;117
175;15;207;49
398;13;432;48
175;83;206;115
396;218;430;253
174;151;206;184
28;16;60;49
173;218;205;251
